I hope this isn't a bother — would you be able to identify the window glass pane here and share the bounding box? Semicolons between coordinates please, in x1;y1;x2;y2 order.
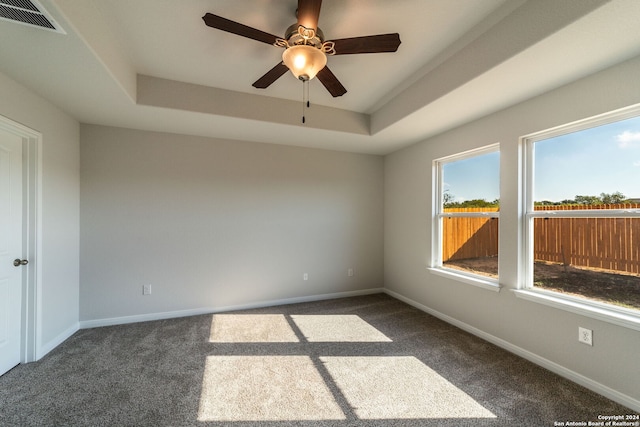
443;151;499;207
441;150;499;279
533;216;640;311
443;217;498;278
534;116;640;207
531;114;640;311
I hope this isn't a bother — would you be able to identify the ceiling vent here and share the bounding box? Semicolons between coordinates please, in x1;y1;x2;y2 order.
0;0;65;33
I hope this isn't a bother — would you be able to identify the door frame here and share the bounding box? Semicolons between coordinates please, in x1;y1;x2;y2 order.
0;114;42;363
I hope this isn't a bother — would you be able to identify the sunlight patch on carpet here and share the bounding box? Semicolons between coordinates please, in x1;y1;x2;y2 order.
209;314;299;342
321;356;496;419
291;315;392;342
198;356;345;421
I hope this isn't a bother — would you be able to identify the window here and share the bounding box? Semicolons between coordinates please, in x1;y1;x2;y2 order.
431;144;500;291
522;108;640;324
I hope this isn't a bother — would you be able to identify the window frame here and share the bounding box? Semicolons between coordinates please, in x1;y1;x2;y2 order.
516;105;640;331
429;143;501;292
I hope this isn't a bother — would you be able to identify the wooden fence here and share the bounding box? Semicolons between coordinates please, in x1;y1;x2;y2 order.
442;208;498;261
443;204;640;274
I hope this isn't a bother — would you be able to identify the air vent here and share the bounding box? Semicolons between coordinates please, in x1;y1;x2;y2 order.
0;0;65;33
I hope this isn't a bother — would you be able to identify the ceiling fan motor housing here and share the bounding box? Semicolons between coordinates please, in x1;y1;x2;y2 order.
284;23;325;48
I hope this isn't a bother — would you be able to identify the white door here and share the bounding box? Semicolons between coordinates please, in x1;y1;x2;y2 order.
0;128;23;376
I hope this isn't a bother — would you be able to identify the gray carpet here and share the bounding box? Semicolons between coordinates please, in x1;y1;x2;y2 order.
0;294;633;426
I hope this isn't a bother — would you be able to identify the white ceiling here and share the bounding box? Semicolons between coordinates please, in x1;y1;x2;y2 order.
1;0;640;154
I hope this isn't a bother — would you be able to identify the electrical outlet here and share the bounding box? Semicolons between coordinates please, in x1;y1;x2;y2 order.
348;268;354;277
578;327;593;346
303;273;308;281
143;284;152;295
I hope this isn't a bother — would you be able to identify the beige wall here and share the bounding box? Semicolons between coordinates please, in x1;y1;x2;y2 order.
0;71;80;358
80;125;384;322
384;56;640;409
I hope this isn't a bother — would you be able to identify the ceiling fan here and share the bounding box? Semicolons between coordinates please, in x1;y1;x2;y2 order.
202;0;401;98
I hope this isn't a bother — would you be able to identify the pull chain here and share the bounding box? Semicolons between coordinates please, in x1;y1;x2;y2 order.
301;79;310;124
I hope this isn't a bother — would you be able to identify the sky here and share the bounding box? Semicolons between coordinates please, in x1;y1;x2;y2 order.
443;151;499;203
443;114;640;203
533;115;640;202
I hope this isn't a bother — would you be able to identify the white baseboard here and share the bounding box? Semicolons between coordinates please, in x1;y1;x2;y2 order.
37;322;79;360
79;287;385;329
383;289;640;413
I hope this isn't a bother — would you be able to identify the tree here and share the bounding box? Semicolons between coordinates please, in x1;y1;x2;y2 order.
574;195;602;205
443;190;454;206
535;192;627;206
444;198;498;208
600;192;627;204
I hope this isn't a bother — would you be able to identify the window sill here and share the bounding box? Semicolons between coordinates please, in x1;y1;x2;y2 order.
513;289;640;332
428;267;501;292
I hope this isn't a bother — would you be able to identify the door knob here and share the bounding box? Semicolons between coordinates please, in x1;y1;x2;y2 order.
13;259;28;267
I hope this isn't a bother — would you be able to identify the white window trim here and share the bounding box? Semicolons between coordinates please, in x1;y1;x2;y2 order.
428;267;501;292
430;143;501;292
519;104;640;330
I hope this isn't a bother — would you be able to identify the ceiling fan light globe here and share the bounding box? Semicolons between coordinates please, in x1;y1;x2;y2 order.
282;45;327;81
294;55;307;69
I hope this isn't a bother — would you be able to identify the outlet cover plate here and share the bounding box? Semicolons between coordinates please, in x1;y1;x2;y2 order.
578;327;593;346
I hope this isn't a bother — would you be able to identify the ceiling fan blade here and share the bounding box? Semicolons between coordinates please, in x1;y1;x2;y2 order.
297;0;322;31
316;66;347;97
252;62;289;89
202;13;280;45
331;33;401;55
